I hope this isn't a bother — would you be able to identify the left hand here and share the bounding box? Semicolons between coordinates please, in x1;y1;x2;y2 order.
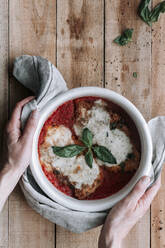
0;96;39;211
3;96;39;174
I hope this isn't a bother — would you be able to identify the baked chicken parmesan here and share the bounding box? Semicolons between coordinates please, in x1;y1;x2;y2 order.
38;97;141;200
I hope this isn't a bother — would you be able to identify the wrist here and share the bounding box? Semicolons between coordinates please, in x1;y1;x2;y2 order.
3;160;25;176
106;237;122;248
99;225;122;248
0;163;22;211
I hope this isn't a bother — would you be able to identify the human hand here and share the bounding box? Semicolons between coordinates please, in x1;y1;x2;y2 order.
98;176;161;248
3;96;39;174
0;96;39;211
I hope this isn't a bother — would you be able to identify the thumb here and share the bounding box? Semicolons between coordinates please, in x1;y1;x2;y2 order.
21;110;39;144
126;176;150;205
139;176;161;209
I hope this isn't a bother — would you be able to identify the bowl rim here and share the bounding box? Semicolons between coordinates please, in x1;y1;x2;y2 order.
30;87;153;212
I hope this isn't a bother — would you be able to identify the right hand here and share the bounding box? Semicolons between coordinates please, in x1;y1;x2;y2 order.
98;176;161;248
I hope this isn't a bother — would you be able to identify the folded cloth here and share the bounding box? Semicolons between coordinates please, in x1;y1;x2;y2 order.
13;55;165;233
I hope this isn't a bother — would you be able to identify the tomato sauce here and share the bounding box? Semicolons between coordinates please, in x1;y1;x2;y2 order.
87;168;135;200
38;96;140;200
42;165;73;197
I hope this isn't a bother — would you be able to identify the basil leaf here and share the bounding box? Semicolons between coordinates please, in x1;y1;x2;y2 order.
93;145;117;164
149;1;165;23
81;128;93;147
138;0;165;26
133;72;137;78
138;0;151;25
85;149;93;168
114;29;134;46
52;145;85;158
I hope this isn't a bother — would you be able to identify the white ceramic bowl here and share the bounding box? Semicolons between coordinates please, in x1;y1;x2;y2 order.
30;87;153;212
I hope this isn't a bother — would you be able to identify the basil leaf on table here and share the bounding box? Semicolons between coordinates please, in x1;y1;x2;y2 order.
138;0;165;26
138;0;151;25
149;1;165;23
52;145;85;157
93;145;117;164
133;72;137;78
85;149;93;168
114;29;134;46
81;128;93;147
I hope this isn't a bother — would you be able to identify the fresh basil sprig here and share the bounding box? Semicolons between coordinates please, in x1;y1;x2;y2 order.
52;127;117;169
52;145;85;157
92;145;117;164
81;128;93;147
85;149;93;168
114;29;134;46
138;0;165;26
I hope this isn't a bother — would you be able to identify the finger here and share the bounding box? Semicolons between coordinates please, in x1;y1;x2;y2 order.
124;176;150;205
20;109;39;144
7;96;35;132
139;176;161;209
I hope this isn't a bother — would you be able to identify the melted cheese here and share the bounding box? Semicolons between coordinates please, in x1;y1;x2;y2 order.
44;125;73;146
40;99;133;190
40;126;100;189
74;99;132;166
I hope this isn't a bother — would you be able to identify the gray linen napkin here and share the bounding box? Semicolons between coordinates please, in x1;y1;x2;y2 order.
13;55;165;233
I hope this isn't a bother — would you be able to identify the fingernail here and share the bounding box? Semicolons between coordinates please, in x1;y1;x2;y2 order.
141;176;150;185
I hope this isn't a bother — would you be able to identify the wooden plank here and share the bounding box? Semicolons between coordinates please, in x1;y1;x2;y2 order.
105;0;151;247
56;0;104;88
9;188;55;248
56;227;101;248
151;0;165;246
56;0;104;247
151;171;165;248
0;203;8;247
0;0;9;247
9;1;56;247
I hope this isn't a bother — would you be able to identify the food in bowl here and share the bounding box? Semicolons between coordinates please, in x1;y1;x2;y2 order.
38;96;141;200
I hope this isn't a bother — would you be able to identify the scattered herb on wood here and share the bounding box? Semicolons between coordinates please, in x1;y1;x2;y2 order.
138;0;165;26
114;29;134;46
133;72;137;78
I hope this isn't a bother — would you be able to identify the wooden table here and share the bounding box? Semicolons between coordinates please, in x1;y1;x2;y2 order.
0;1;165;247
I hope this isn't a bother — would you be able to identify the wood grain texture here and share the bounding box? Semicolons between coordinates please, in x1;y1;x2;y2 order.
0;0;164;247
0;0;9;247
9;188;54;248
105;0;152;120
151;1;165;247
0;203;8;248
8;0;56;247
57;0;104;88
56;226;101;248
105;0;151;247
56;0;103;247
